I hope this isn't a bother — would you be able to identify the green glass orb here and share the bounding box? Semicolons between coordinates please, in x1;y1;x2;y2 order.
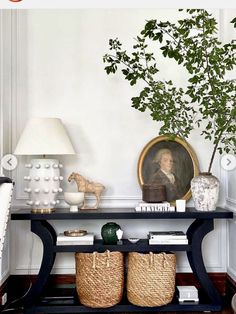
101;222;121;244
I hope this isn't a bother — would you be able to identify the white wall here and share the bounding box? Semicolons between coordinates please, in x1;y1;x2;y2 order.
226;170;236;282
220;9;236;282
224;175;236;281
3;9;233;275
0;10;14;284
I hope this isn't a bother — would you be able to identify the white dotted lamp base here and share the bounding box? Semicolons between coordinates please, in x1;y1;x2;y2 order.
24;159;63;213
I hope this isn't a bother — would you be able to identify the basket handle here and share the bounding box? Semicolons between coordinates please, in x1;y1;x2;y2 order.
149;252;169;268
149;252;154;267
92;252;97;269
106;250;110;267
92;250;111;269
162;252;169;268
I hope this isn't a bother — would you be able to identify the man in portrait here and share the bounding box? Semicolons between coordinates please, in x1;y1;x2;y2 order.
148;148;184;202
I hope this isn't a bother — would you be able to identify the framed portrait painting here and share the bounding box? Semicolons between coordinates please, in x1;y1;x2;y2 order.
137;135;199;202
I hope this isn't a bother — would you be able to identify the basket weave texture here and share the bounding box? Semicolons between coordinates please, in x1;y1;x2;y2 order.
75;251;124;308
127;252;176;307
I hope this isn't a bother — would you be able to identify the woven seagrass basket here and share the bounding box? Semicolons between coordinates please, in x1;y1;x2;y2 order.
127;252;176;307
75;251;124;308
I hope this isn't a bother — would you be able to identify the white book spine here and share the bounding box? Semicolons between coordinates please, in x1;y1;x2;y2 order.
150;236;187;241
139;202;170;206
57;233;94;241
56;241;94;245
149;239;188;245
57;237;94;241
135;205;175;212
150;235;187;240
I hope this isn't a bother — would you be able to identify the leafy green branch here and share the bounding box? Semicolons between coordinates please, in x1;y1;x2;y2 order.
103;37;196;139
103;9;236;172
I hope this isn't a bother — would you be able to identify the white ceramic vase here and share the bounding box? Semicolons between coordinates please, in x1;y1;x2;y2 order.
191;172;219;211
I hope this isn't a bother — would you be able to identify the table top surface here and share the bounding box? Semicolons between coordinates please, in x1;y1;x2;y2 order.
11;207;233;220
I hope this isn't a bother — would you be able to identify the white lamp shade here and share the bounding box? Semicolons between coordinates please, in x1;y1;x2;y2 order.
14;118;76;155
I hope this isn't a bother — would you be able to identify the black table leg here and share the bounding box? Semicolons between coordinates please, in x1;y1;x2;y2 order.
186;218;222;307
23;220;56;306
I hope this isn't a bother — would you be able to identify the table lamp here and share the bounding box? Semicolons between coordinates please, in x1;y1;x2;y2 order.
14;118;75;213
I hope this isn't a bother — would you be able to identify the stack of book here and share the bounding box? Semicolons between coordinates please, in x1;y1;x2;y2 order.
148;231;188;245
135;202;174;212
56;233;94;245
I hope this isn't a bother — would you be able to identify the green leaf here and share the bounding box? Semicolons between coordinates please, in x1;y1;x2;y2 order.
231;17;236;28
103;10;236;169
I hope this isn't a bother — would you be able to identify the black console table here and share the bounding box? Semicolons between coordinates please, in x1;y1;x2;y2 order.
11;207;233;314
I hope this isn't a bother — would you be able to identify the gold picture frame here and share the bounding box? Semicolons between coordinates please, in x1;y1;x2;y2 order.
137;135;199;202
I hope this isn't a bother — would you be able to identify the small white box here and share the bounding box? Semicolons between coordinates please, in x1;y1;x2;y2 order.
176;199;186;212
177;286;199;303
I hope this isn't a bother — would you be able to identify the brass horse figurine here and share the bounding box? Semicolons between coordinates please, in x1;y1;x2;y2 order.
68;172;105;209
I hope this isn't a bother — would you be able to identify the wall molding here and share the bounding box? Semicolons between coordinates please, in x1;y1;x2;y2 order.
216;20;236;295
219;9;236;212
0;9;15;284
226;197;236;211
227;266;236;283
9;11;140;208
0;11;3;167
9;10;142;207
0;11;13;170
225;170;236;211
11;11;30;202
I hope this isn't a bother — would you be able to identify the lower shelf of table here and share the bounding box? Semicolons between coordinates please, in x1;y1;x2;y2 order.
24;287;222;313
26;299;222;313
26;303;221;313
